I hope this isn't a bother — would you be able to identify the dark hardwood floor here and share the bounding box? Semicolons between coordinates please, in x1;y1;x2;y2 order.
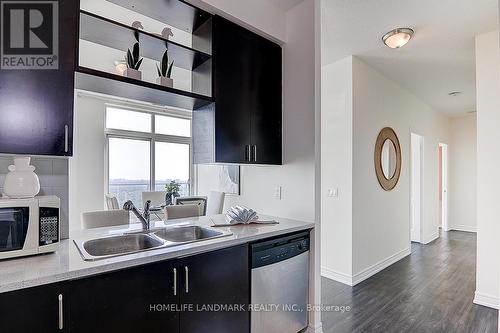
321;231;498;333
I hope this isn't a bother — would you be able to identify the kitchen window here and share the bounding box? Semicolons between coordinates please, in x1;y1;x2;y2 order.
106;105;192;206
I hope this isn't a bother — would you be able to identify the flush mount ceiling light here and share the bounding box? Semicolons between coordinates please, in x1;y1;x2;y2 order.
382;28;414;49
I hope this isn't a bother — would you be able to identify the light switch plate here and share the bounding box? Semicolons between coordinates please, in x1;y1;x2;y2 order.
274;186;282;200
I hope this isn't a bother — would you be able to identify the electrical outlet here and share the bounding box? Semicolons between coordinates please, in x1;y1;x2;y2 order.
327;188;338;198
274;186;282;200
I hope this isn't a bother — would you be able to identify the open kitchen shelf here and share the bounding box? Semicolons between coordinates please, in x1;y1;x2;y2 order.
75;66;214;110
77;3;214;110
105;0;212;34
80;11;211;71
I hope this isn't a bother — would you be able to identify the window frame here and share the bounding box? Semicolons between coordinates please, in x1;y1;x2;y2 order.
104;103;193;199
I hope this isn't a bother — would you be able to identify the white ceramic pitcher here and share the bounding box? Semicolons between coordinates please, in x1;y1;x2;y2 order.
3;157;41;198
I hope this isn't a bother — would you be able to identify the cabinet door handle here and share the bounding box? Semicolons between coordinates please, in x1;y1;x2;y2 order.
64;125;69;153
245;145;251;162
173;268;177;296
185;266;189;293
58;294;64;330
253;145;257;162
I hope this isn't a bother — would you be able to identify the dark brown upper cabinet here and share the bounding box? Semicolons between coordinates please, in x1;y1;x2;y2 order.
193;16;283;165
0;0;79;156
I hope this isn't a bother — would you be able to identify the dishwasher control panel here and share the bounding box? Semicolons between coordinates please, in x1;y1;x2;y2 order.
251;231;310;268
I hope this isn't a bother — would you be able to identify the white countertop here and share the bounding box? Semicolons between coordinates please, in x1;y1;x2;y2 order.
0;215;314;294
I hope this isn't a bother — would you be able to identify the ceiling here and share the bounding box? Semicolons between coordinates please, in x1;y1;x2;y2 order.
322;0;499;116
268;0;304;11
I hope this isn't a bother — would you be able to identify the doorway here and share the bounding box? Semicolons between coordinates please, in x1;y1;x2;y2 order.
439;143;449;231
410;133;424;243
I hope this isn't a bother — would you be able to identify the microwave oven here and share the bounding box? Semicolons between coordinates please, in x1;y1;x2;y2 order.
0;196;60;260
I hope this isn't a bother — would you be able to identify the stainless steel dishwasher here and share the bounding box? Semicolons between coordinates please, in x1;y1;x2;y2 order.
251;231;310;333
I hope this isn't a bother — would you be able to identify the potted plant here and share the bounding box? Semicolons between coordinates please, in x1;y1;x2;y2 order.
124;42;143;80
165;180;181;205
156;49;174;88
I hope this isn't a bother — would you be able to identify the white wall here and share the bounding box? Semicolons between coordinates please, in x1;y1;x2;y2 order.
320;56;450;285
196;0;316;223
69;95;107;235
187;0;287;43
449;115;477;233
320;56;353;283
474;30;500;309
352;57;450;278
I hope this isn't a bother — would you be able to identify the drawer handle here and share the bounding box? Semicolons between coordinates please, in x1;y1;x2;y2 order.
64;125;69;153
58;294;63;330
185;266;189;293
173;268;177;296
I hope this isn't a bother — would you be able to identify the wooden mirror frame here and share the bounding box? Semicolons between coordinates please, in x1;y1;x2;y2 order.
374;127;402;191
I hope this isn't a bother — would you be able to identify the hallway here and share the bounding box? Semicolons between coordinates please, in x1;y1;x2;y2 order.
321;231;498;332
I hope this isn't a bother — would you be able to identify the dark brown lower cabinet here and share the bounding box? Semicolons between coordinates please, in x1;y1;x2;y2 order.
0;282;69;333
0;245;249;333
69;260;179;333
179;245;249;333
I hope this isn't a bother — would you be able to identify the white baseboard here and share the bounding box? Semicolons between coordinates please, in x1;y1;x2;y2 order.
351;247;411;285
474;291;499;309
449;225;477;233
322;248;411;287
321;267;353;286
305;322;323;333
422;232;439;244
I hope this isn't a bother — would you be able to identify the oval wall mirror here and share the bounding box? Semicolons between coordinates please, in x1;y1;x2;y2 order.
381;139;397;179
374;127;402;191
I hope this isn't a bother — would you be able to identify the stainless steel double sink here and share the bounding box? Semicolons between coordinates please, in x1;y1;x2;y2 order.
74;226;232;261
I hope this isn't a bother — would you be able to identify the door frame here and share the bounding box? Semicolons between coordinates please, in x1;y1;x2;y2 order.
439;143;449;231
410;132;424;244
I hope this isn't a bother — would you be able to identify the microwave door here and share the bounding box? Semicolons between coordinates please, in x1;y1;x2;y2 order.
0;208;29;252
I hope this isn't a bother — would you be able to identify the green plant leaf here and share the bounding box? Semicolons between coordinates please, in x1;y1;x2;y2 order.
166;180;180;193
162;50;168;76
126;49;133;68
135;58;143;70
156;64;162;77
133;43;140;63
167;61;174;78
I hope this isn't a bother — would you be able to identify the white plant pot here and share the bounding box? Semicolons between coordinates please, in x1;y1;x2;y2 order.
124;68;142;80
3;157;40;199
156;77;173;88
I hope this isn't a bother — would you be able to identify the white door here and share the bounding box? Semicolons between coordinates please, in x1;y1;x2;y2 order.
440;143;449;231
411;133;423;243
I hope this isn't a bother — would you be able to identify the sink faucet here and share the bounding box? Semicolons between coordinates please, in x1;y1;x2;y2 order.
123;200;152;230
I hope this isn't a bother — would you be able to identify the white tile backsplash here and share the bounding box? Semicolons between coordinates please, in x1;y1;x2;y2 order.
0;156;69;239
